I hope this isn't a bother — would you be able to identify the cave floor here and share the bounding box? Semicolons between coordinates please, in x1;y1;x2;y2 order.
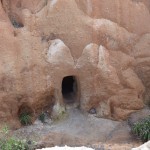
13;107;142;150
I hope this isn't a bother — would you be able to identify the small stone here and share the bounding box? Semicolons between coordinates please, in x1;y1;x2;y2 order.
89;108;97;114
27;140;32;145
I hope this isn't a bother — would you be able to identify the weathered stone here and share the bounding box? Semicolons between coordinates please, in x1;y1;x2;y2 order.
0;0;149;126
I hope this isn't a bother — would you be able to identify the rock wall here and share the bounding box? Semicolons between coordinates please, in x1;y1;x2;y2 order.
0;0;149;127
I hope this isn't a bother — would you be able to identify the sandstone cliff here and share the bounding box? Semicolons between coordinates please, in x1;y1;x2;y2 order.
0;0;149;127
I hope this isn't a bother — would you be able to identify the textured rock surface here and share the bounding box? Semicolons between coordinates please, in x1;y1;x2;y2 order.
128;106;150;126
0;0;149;126
14;108;142;149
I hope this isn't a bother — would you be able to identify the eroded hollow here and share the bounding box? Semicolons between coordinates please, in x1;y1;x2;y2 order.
62;76;78;104
9;13;24;28
18;104;33;125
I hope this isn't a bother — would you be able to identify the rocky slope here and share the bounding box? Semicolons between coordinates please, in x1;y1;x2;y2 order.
0;0;150;127
14;107;142;149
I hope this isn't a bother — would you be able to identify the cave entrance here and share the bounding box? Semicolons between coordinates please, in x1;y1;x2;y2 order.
62;76;78;104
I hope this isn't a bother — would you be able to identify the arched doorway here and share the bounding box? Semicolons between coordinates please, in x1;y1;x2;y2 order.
62;76;78;104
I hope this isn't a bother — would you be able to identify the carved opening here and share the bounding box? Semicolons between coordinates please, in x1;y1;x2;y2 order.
9;13;24;28
62;76;78;104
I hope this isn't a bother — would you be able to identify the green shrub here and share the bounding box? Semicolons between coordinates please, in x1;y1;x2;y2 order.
132;116;150;142
19;112;32;126
0;126;35;150
0;137;28;150
38;112;46;123
2;125;9;134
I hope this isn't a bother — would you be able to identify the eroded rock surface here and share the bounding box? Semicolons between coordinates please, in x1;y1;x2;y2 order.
0;0;149;126
14;108;141;149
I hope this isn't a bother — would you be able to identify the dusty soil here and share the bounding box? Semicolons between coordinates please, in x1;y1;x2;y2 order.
12;105;144;150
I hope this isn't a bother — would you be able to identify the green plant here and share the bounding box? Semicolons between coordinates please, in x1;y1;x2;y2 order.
132;116;150;142
0;126;34;150
19;112;32;126
38;112;46;123
0;137;28;150
2;125;9;134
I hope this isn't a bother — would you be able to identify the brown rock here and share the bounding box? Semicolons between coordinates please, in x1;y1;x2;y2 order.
0;0;149;126
76;0;150;34
40;132;89;147
133;34;150;105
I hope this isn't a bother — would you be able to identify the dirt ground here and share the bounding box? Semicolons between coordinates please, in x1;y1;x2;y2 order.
13;106;144;150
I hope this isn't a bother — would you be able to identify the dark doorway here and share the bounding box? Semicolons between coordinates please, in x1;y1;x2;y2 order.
62;76;77;104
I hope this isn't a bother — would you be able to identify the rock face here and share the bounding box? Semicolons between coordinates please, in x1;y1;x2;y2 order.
0;0;149;126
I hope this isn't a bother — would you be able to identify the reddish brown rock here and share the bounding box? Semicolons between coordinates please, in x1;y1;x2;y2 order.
75;0;150;35
0;0;149;126
133;34;150;105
